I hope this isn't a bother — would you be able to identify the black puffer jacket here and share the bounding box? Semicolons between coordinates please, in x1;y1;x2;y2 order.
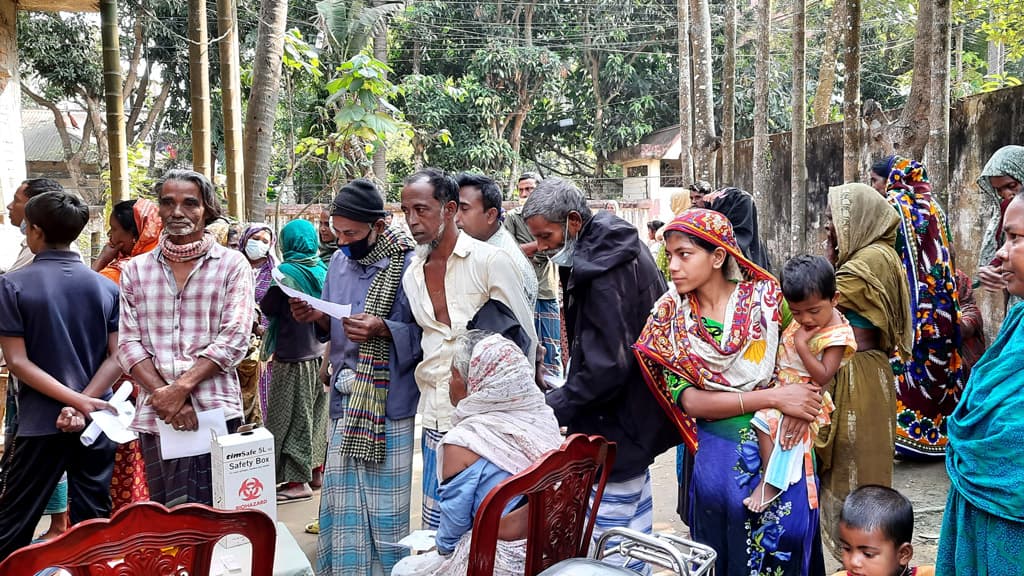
546;211;681;482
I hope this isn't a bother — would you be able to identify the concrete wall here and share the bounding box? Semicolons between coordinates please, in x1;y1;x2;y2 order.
0;1;26;223
728;85;1024;338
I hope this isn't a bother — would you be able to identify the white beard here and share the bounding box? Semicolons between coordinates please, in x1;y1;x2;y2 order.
414;218;447;258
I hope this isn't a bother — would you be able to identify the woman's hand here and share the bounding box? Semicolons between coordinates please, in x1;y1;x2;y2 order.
978;265;1007;292
779;416;810;451
773;384;822;422
91;243;121;272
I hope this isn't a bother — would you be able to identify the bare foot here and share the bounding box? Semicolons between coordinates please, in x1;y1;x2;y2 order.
310;467;323;490
36;512;69;541
743;479;781;513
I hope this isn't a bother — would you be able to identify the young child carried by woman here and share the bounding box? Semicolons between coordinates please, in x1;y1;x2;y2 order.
745;255;856;512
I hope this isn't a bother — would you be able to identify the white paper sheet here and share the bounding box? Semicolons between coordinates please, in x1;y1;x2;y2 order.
82;381;137;446
272;268;352;320
156;408;228;459
380;530;437;552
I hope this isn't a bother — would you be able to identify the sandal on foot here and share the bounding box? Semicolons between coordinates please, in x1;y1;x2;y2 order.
304;520;320;534
277;490;313;504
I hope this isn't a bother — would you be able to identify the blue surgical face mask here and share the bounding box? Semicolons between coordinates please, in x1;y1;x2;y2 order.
549;223;576;268
19;220;27;235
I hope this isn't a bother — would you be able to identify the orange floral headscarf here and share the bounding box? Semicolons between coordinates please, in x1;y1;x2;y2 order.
100;198;163;284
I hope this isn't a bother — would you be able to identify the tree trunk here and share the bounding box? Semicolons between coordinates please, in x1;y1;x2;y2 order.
22;82;87;195
690;0;717;185
926;0;951;208
218;0;245;220
188;0;212;179
371;21;388;185
243;0;289;221
136;73;171;146
811;0;845;125
791;0;807;253
987;39;1005;76
752;0;771;214
101;0;129;203
841;0;861;182
953;25;964;91
677;0;694;188
721;0;736;184
892;0;932;159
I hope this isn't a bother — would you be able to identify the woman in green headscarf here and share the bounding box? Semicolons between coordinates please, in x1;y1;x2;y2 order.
259;218;330;503
815;183;914;559
976;145;1024;312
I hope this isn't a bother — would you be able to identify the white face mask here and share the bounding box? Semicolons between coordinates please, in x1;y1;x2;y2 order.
549;223;576;268
244;239;270;261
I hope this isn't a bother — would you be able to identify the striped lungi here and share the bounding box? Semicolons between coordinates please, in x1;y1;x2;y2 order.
591;471;654;575
535;298;563;379
420;427;445;530
317;401;415;576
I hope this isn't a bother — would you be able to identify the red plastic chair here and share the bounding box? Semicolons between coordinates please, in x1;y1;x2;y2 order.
0;502;276;576
467;433;616;576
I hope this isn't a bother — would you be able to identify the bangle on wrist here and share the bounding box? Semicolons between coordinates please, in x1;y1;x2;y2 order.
738;392;745;414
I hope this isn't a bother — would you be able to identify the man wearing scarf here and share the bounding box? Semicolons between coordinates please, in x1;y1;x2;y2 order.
118;170;255;506
289;179;422;576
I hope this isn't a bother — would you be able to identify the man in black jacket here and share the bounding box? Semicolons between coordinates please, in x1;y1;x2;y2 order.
522;178;681;573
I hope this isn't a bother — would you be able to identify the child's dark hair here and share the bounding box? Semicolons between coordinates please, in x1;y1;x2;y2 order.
24;191;89;246
839;485;914;546
781;254;836;302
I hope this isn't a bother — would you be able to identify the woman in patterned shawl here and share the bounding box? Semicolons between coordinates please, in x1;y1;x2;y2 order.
634;209;825;576
238;223;277;422
869;156;964;458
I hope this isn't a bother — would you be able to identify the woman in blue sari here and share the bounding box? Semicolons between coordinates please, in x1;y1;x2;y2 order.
635;209;825;575
937;186;1024;574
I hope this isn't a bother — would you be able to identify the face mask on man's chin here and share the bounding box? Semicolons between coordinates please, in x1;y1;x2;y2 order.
19;220;27;235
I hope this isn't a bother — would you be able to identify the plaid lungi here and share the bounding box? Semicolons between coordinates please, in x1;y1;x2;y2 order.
420;427;445;530
535;298;563;379
317;399;415;576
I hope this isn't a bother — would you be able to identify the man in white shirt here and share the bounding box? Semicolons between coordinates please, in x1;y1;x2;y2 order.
400;167;537;529
454;172;538;306
3;179;81;274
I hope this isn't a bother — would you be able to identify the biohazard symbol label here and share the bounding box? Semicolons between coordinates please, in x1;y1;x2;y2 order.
238;477;264;501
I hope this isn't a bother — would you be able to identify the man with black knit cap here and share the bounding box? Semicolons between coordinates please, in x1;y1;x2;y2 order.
290;178;422;576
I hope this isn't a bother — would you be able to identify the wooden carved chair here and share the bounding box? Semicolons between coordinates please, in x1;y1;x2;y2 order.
467;433;616;576
0;502;276;576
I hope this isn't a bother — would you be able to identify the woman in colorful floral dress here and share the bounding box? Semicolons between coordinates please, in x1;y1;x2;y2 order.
869;156;964;458
635;209;825;575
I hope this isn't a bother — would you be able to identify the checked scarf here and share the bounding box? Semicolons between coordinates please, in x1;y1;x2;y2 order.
339;225;416;462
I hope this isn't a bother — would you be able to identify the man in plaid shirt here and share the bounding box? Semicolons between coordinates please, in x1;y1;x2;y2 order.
118;170;254;506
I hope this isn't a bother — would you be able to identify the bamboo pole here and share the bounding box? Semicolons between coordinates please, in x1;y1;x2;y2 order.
100;0;129;202
218;0;244;220
188;0;212;179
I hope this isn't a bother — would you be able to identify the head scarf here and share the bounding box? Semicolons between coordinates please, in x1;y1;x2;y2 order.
977;145;1024;199
977;146;1024;270
708;187;772;272
239;223;277;305
262;219;327;360
100;198;162;284
441;333;563;477
670;190;691;216
828;183;912;358
634;209;781;453
339;225;418;462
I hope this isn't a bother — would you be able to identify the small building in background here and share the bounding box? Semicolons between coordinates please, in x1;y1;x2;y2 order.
608;125;686;224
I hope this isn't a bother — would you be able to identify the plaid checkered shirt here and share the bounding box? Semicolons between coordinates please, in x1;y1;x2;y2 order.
118;242;255;434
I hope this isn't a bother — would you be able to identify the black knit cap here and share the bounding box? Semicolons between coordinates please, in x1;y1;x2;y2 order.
330;179;387;223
